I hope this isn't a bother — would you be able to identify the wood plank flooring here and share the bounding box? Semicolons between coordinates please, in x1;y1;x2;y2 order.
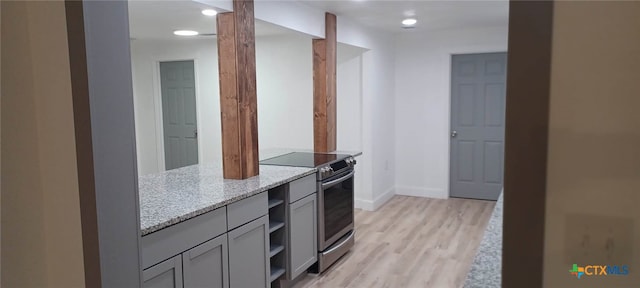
294;195;495;288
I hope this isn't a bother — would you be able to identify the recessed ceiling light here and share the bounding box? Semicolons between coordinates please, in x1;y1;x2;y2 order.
173;30;199;36
202;9;217;16
402;18;417;26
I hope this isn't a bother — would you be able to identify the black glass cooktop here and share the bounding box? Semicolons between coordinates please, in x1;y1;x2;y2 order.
260;152;349;168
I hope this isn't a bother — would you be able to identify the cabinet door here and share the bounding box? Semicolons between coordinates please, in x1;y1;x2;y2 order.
228;215;269;288
288;193;317;279
143;255;183;288
183;234;229;288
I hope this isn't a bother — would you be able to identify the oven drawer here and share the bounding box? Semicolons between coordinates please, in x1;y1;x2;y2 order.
289;174;316;203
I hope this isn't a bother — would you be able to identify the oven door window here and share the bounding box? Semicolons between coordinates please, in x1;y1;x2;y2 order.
322;175;354;242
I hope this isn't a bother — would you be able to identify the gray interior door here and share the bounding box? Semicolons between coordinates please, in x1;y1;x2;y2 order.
450;53;507;200
160;60;198;170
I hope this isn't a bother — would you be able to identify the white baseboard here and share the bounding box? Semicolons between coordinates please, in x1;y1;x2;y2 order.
395;186;448;199
355;187;395;211
373;188;395;210
354;199;369;210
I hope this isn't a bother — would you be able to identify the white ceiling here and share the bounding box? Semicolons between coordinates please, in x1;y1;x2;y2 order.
128;0;509;40
128;1;294;40
300;0;509;33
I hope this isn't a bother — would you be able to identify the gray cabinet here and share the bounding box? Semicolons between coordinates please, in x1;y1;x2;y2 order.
143;234;230;288
183;234;229;288
142;207;228;270
143;255;183;288
228;215;270;288
227;192;268;230
289;174;316;203
141;193;270;288
287;193;317;279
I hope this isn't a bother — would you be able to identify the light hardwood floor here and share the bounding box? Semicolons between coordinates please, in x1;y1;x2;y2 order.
294;195;495;288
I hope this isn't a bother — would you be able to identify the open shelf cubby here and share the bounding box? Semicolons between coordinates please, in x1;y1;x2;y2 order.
268;198;284;209
270;243;285;257
268;184;287;285
269;220;284;233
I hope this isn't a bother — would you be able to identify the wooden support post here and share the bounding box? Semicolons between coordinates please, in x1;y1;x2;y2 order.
313;13;337;152
216;0;259;179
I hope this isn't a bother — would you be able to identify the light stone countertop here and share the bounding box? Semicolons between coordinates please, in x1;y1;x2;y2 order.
464;192;503;288
139;164;316;236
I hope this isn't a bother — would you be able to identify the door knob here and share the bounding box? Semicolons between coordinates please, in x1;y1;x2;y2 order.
451;130;458;138
194;129;198;138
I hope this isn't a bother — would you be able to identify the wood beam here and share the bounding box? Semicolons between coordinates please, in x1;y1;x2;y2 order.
313;13;337;152
313;39;328;152
216;0;259;179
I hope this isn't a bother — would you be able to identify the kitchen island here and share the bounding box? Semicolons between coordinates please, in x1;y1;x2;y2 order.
139;163;316;235
138;163;318;288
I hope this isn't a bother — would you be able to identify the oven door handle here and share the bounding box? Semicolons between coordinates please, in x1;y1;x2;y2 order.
321;170;355;189
324;230;355;255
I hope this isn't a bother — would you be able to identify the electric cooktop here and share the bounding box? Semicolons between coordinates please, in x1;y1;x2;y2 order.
259;152;350;168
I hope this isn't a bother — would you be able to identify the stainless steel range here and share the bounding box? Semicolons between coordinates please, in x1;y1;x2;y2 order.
260;152;356;273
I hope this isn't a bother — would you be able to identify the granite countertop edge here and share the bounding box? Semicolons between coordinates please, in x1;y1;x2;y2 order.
140;168;317;236
463;192;503;288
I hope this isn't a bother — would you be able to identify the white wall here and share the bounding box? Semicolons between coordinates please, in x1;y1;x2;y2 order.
258;36;367;154
336;43;366;209
256;35;314;151
337;43;365;153
130;38;222;175
131;34;331;175
361;40;396;209
394;26;508;199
